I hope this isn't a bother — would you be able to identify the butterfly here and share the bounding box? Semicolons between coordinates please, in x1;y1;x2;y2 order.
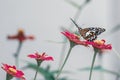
70;18;105;41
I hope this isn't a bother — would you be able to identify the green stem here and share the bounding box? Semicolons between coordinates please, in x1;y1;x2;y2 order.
98;53;104;80
14;42;22;68
33;61;42;80
55;45;73;80
59;39;67;68
33;66;39;80
89;49;98;80
6;74;13;80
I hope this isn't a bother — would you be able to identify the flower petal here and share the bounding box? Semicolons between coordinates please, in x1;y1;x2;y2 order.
61;30;88;46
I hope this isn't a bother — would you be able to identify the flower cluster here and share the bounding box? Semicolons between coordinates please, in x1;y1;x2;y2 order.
3;29;54;80
61;30;112;50
1;52;54;80
1;27;113;80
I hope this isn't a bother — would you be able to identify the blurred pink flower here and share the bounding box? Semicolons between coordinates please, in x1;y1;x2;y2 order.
8;28;34;42
1;63;25;80
86;39;112;50
28;52;54;61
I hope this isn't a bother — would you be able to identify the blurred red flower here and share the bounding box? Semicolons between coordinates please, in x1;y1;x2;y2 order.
86;39;112;50
28;52;54;61
7;28;34;42
61;30;88;46
1;63;25;80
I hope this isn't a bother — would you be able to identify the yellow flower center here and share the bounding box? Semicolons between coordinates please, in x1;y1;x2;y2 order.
9;68;17;74
74;34;80;39
94;40;104;45
18;28;24;34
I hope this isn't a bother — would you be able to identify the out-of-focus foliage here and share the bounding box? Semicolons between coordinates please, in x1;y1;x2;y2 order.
65;0;91;9
79;65;120;77
110;25;120;33
22;62;71;80
65;0;80;9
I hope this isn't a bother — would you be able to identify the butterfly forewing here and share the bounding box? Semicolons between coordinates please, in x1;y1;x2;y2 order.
87;27;105;35
70;18;106;41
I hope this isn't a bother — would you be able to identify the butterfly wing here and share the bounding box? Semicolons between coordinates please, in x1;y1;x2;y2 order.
87;27;105;35
82;27;105;41
79;27;105;41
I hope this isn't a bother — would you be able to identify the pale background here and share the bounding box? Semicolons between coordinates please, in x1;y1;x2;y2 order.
0;0;120;80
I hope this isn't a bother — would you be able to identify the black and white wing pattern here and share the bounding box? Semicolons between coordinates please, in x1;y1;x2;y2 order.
70;18;106;41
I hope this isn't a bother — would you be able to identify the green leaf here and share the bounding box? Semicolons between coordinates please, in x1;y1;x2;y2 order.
79;65;120;76
51;70;71;74
101;69;120;77
79;65;102;71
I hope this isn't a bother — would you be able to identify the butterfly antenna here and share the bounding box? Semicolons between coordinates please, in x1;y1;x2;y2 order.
70;18;82;30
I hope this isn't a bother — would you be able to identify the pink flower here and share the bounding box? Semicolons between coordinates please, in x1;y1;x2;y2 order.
61;30;88;46
8;28;34;42
1;63;25;80
86;39;112;50
28;52;54;61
